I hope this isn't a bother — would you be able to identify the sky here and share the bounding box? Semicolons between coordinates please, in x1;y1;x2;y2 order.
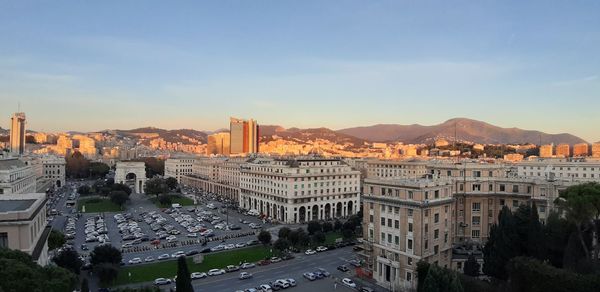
0;1;599;142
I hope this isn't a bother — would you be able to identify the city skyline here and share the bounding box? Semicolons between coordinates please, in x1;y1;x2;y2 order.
1;1;599;141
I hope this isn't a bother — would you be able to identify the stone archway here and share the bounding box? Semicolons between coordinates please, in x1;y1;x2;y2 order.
347;201;354;215
299;206;306;222
56;180;62;188
312;205;319;221
336;202;342;217
115;162;147;193
280;206;285;222
324;204;331;220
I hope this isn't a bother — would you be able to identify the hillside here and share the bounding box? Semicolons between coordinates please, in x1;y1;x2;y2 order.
107;127;208;144
260;125;367;148
337;118;587;145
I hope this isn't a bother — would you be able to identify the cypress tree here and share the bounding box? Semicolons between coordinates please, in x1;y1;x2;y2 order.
176;256;193;292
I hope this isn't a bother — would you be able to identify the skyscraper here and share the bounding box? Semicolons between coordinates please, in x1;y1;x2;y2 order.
207;132;231;155
10;112;26;155
229;117;259;155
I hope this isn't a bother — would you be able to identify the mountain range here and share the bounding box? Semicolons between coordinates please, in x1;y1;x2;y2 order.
337;118;587;145
0;118;588;146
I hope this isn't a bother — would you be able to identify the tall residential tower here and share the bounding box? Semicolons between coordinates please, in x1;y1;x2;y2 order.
10;112;26;155
229;117;259;155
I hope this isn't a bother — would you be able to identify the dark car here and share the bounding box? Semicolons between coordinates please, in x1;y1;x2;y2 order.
337;265;350;272
313;271;325;279
257;259;271;266
229;224;242;230
186;250;199;256
281;253;295;260
200;247;212;253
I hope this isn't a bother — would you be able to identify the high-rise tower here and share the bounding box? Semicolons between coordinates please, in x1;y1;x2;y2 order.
10;112;26;155
229;117;259;155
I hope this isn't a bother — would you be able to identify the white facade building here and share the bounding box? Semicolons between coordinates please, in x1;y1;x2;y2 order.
165;157;195;183
0;158;36;195
239;158;361;223
42;155;66;188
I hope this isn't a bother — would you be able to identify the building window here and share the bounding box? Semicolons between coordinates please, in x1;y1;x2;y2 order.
381;218;386;226
395;236;399;245
369;215;373;223
512;185;519;193
434;213;439;223
513;200;519;208
472;202;481;212
408;222;413;232
434;229;439;239
406;272;412;282
500;184;506;192
408;209;413;217
394;220;399;229
407;239;413;250
472;216;480;226
472;230;480;238
0;233;7;248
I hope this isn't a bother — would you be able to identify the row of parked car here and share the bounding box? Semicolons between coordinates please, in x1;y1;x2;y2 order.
236;278;297;292
84;215;110;243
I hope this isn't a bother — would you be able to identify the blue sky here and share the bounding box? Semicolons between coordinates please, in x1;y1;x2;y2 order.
0;1;599;142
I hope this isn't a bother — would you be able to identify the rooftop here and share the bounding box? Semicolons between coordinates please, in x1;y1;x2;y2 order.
0;158;28;171
0;199;36;212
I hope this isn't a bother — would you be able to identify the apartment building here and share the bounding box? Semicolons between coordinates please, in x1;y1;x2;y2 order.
239;158;360;223
41;155;66;188
164;157;195;183
0;193;51;266
180;157;247;202
515;159;600;181
0;158;36;195
365;160;429;180
361;178;454;290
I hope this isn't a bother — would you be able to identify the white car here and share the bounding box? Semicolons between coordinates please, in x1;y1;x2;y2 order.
241;262;256;269
275;279;290;288
158;253;170;260
235;242;247;248
239;272;253;279
191;272;207;279
286;278;296;286
171;251;185;258
258;284;272;292
128;257;142;264
316;246;328;252
154;278;171;285
224;244;235;250
145;256;155;262
187;233;198;238
207;268;226;276
305;249;317;255
342;278;357;288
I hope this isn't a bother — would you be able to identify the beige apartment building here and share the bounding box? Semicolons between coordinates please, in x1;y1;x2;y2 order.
164;157;195;183
555;144;571;157
539;144;554;158
239;158;360;223
42;155;66;188
365;160;429;179
361;178;454;291
573;143;589;157
181;157;247;202
0;193;50;266
0;158;36;195
207;132;231;155
593;143;600;158
515;159;600;181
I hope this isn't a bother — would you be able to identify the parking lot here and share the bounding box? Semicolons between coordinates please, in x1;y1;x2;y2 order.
53;182;275;267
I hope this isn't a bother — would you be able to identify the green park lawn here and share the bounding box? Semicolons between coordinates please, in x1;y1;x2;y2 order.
324;231;343;245
77;197;123;213
150;194;195;208
113;245;275;285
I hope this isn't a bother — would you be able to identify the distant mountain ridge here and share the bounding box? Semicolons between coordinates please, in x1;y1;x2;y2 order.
102;127;208;144
337;118;587;145
260;125;367;148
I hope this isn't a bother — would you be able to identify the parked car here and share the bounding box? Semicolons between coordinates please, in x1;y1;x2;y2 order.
226;265;240;272
186;250;199;256
270;257;282;263
257;259;271;266
128;257;142;264
286;278;297;286
145;256;155;262
158;253;170;260
316;246;328;252
316;268;330;277
342;278;357;288
303;272;316;281
305;249;316;255
191;272;207;279
241;262;256;269
337;265;350;272
207;268;226;276
171;251;185;258
154;278;171;285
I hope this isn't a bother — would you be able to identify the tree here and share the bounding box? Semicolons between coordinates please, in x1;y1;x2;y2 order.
132;157;164;178
334;220;342;231
463;254;480;277
77;185;92;195
421;264;464;292
526;202;546;260
111;183;132;195
89;162;110;178
0;248;77;292
554;182;600;261
66;151;90;178
274;238;290;252
322;222;333;233
145;177;168;197
278;227;291;239
166;177;178;190
81;278;90;292
95;263;119;285
258;230;272;245
48;230;66;251
342;227;354;240
312;231;326;245
307;221;322;235
176;256;193;292
483;206;519;280
90;244;122;266
158;194;173;206
544;211;573;268
110;190;129;207
52;248;83;275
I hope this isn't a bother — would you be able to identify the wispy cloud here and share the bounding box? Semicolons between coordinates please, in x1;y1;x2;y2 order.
552;75;598;86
